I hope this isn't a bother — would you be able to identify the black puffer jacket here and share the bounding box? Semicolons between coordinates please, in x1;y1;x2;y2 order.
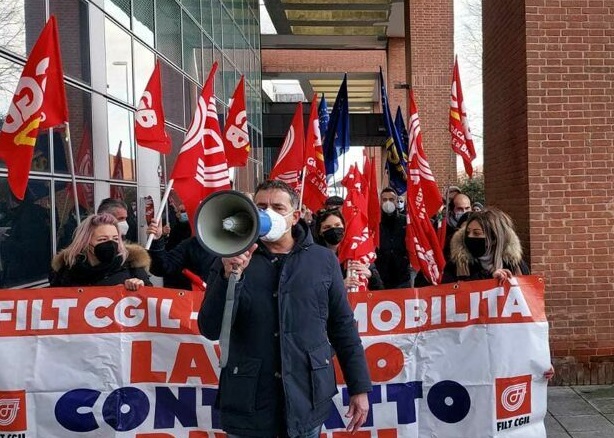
198;221;372;436
148;237;217;289
50;244;152;287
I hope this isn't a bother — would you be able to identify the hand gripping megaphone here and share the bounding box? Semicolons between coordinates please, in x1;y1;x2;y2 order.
194;190;283;257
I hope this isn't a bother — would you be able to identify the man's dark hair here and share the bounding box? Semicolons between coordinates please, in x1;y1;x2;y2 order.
97;198;128;214
254;180;299;208
324;195;344;208
381;187;397;195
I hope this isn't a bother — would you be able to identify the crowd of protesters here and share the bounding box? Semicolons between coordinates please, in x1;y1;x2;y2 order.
45;178;554;436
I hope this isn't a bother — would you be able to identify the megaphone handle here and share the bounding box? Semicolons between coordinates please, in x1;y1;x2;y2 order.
219;270;240;368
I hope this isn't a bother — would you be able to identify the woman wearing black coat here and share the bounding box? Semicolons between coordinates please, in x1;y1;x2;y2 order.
443;209;530;284
50;213;152;289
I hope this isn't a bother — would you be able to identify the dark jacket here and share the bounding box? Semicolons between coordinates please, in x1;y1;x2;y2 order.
375;211;412;289
442;225;530;283
198;221;372;436
50;244;152;287
148;237;217;289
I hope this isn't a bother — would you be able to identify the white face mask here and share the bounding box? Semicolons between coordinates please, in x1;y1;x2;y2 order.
382;201;396;215
260;208;294;242
117;220;130;237
397;200;405;209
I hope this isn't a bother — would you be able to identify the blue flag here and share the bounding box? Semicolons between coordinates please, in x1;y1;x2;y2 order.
318;94;329;142
394;106;409;159
322;74;350;175
380;68;407;195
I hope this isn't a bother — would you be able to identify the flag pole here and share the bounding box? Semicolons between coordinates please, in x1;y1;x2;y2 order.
162;157;170;225
145;178;174;250
64;122;81;225
298;165;307;211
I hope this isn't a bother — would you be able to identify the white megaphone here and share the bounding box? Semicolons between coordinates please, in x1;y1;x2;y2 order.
194;190;286;257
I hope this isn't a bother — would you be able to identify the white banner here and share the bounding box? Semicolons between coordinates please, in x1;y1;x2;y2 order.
0;276;550;437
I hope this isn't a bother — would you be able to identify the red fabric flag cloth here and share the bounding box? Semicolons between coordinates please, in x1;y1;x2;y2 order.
170;62;231;225
269;101;304;188
406;91;445;285
301;95;327;212
222;76;250;167
449;57;477;178
408;89;442;218
135;60;171;154
365;154;381;248
66;124;94;210
110;143;125;200
0;16;69;199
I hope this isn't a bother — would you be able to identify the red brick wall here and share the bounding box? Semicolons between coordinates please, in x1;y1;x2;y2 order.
482;0;530;251
261;49;386;74
407;0;455;188
484;0;614;384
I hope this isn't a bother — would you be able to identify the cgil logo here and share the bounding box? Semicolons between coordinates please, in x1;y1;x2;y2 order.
0;390;27;431
496;375;532;420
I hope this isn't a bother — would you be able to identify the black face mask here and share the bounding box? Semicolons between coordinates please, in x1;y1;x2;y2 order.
464;236;487;258
93;240;119;264
322;227;345;246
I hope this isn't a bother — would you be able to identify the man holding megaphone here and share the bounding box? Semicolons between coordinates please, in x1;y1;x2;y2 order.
198;180;372;437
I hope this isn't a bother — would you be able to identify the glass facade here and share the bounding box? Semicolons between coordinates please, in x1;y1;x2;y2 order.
0;0;263;287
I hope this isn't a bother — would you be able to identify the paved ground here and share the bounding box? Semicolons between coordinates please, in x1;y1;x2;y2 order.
547;386;614;437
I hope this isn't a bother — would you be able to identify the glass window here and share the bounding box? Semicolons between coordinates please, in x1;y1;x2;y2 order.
107;102;135;182
211;0;222;41
0;0;44;57
222;7;235;65
164;125;187;182
182;0;201;22
184;78;201;129
133;41;155;103
105;19;134;104
51;0;91;84
55;85;92;175
203;34;214;72
0;178;52;287
133;0;155;45
55;181;94;251
214;47;224;102
160;61;185;127
182;12;202;82
200;0;213;37
104;0;131;29
156;0;182;67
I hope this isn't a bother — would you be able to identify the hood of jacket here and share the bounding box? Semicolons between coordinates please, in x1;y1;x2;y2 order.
449;223;524;273
51;243;151;272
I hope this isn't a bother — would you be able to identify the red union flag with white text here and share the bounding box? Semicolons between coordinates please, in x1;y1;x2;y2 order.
0;16;69;200
406;90;445;284
301;95;327;212
135;61;171;154
222;75;250;167
450;57;476;178
269;101;304;188
170;62;231;225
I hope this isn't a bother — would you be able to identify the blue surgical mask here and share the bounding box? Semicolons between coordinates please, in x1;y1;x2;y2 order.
179;212;189;223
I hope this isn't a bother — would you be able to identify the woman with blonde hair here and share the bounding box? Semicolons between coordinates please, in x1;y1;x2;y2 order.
50;213;152;290
443;208;530;284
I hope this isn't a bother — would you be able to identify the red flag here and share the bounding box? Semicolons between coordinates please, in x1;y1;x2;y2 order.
450;57;476;177
0;16;69;199
135;61;171;153
406;91;445;285
269;102;304;188
301;95;327;212
222;76;250;167
365;154;381;248
67;124;94;210
170;62;231;225
110;143;125;200
408;90;442;218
